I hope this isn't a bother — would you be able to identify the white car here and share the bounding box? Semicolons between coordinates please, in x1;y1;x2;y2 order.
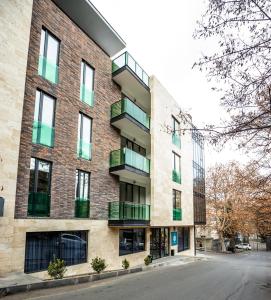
235;243;251;250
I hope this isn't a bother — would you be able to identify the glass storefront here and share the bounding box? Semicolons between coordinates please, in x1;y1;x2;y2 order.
177;227;190;252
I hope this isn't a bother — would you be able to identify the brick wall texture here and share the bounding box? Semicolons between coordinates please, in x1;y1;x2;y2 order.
15;0;121;219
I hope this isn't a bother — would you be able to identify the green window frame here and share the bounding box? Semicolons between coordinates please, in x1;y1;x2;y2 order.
75;170;90;218
172;152;181;184
173;189;182;220
32;90;55;147
38;28;60;84
28;157;52;217
80;61;94;106
77;113;92;160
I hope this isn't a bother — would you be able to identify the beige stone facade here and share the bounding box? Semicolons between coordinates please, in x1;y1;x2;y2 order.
0;0;33;275
0;1;199;278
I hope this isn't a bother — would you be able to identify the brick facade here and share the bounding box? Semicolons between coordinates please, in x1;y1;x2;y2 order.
15;0;121;219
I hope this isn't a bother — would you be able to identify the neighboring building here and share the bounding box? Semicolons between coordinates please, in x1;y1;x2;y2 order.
0;0;204;277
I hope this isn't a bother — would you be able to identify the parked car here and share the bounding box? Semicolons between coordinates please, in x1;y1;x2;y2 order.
235;243;251;250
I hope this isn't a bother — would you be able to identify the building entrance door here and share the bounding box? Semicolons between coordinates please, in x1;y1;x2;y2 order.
150;228;169;260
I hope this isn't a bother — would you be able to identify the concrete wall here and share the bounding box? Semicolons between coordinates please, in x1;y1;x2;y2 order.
150;76;194;227
0;0;33;275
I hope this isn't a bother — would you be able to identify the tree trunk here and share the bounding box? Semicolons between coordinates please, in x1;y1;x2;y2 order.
219;235;226;252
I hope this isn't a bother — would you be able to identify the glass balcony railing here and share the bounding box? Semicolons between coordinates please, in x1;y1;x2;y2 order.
75;198;90;218
110;148;150;174
172;169;181;184
38;55;59;84
32;121;55;147
111;98;150;129
77;139;92;160
108;201;150;221
172;132;181;148
28;192;50;217
173;208;182;221
112;52;149;86
80;84;94;107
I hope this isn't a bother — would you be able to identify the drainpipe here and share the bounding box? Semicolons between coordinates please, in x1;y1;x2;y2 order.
194;225;196;256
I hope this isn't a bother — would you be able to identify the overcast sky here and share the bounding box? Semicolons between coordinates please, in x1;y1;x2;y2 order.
91;0;248;169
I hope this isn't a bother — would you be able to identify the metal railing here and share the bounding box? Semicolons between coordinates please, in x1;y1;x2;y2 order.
112;52;149;86
110;148;150;173
111;98;150;129
108;201;150;221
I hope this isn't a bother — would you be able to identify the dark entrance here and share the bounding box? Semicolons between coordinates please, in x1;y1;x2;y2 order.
150;228;169;260
177;227;190;252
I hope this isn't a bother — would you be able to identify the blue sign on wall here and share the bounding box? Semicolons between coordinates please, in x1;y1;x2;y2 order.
171;231;178;246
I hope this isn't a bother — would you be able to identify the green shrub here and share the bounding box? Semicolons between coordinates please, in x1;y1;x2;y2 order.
122;258;130;270
47;258;67;279
144;255;152;266
91;257;107;273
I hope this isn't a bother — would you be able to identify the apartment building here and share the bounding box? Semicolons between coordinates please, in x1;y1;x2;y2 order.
0;0;205;277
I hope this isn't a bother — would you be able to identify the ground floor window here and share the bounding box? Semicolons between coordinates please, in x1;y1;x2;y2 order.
119;229;145;256
25;231;88;273
177;227;190;252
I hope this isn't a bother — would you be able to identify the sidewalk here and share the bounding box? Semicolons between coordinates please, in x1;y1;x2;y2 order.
0;255;206;297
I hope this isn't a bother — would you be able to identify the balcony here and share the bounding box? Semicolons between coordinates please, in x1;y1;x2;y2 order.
80;84;94;107
111;98;150;144
38;55;59;84
173;208;182;221
108;201;150;227
172;169;181;184
77;139;92;160
112;52;150;111
27;192;50;217
75;198;90;218
110;148;150;183
172;133;181;149
32;121;55;148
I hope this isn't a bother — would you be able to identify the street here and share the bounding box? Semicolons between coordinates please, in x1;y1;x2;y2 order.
6;251;271;300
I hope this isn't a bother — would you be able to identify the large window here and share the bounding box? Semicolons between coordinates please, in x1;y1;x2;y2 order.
172;116;181;148
32;90;55;147
172;152;181;184
75;170;90;218
39;28;60;84
25;231;87;273
177;227;190;252
119;229;145;256
192;128;206;224
28;158;51;217
121;136;146;156
173;190;182;220
120;182;146;204
80;61;94;106
77;113;92;160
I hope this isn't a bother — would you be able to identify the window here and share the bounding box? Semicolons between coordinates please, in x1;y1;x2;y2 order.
32;90;55;147
77;113;92;160
119;229;145;256
172;116;181;148
24;231;87;273
177;227;190;252
173;190;182;220
80;61;94;106
38;28;60;84
119;182;146;203
28;158;51;217
172;152;181;184
75;170;90;218
121;136;146;156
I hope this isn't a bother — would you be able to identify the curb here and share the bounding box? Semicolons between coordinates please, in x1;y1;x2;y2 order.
0;267;143;298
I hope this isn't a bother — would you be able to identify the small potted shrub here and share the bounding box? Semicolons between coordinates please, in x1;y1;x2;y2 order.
122;258;130;270
144;255;152;266
91;257;107;273
47;258;67;279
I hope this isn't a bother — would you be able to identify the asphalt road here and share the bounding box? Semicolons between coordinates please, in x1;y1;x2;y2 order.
6;251;271;300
